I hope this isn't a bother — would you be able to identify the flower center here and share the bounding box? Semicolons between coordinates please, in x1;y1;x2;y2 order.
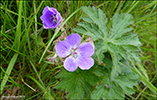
70;48;78;59
51;14;57;25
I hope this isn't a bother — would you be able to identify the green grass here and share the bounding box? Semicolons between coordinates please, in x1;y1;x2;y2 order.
0;1;157;99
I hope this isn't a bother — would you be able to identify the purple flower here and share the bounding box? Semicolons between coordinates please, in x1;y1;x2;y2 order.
40;6;62;30
55;33;94;72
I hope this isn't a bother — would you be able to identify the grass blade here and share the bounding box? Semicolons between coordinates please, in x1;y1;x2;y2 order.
0;67;21;89
14;1;23;51
25;75;54;99
29;60;44;86
132;66;157;94
126;1;139;13
0;53;18;94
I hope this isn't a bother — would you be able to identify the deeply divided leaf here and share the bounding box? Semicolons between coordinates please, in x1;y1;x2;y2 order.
91;58;139;99
54;68;100;99
73;6;142;80
73;6;141;99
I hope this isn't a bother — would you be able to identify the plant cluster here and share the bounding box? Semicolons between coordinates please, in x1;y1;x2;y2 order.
1;1;156;100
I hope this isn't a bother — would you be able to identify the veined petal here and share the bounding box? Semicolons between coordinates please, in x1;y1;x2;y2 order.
64;56;78;72
40;11;54;27
49;7;58;14
55;41;71;58
42;6;49;14
65;33;81;49
76;42;94;56
43;22;49;29
56;13;62;22
43;6;57;15
76;56;94;70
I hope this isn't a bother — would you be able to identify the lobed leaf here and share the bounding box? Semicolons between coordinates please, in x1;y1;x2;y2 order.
73;6;142;80
54;68;100;99
91;58;139;99
73;6;141;99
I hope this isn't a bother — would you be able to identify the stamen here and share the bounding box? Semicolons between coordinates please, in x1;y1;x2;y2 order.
51;17;54;20
74;52;77;54
70;48;79;59
51;14;57;25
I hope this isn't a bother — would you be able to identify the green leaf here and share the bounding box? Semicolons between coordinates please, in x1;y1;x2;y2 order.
91;59;139;99
73;6;142;80
54;68;100;99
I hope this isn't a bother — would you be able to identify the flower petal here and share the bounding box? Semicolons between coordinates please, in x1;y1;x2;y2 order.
50;7;58;14
42;6;49;14
43;22;49;29
76;56;94;70
43;6;57;15
76;42;94;56
55;41;71;58
64;56;78;72
65;33;81;49
54;13;62;28
56;13;62;22
40;11;54;26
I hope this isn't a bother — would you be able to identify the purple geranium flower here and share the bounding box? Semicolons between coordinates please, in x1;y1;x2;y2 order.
40;6;62;30
55;33;94;72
